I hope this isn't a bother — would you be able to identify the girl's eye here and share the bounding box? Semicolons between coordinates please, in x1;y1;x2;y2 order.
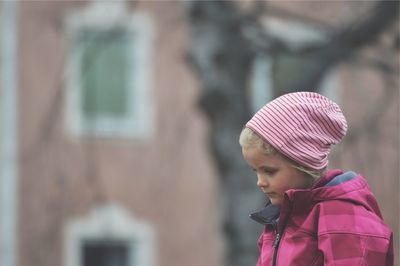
250;167;276;175
263;168;276;175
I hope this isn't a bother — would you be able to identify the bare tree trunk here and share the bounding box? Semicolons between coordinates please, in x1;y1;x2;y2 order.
184;2;262;265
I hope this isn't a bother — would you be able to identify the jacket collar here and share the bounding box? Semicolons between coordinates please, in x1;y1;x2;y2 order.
249;170;361;225
249;200;280;226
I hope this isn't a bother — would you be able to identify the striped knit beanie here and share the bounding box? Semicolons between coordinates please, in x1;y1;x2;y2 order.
246;92;347;170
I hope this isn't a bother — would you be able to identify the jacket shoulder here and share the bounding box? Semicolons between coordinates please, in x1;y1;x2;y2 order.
315;199;391;239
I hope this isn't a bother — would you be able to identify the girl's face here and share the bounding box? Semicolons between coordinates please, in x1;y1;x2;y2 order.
242;146;311;206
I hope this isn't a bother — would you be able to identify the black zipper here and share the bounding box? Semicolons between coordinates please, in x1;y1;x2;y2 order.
272;205;292;266
272;227;285;266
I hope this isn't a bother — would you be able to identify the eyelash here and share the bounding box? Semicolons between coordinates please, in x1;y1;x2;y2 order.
252;168;276;175
264;170;276;175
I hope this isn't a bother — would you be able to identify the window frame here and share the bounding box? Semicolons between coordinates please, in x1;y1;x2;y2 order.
65;2;155;139
64;204;155;266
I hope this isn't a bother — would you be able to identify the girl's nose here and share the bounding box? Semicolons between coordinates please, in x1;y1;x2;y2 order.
257;176;268;190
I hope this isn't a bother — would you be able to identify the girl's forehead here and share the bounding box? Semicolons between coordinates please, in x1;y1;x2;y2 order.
242;146;284;166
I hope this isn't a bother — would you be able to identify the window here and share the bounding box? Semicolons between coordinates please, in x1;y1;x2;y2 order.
65;1;155;139
249;18;340;113
82;240;129;266
78;29;132;122
249;53;273;113
65;204;155;266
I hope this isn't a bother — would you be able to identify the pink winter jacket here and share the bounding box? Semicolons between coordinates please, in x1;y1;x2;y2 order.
250;169;393;266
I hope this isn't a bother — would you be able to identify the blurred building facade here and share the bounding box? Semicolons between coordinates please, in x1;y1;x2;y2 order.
0;1;398;266
1;1;222;266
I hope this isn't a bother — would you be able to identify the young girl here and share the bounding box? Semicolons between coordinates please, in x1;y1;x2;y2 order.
239;92;393;266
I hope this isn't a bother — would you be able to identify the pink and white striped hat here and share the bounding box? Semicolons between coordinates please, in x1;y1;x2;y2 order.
246;92;347;170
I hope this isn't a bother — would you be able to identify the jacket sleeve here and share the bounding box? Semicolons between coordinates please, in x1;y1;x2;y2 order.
318;231;393;266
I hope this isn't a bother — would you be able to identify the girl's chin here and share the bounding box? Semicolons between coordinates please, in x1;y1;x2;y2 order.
269;198;283;206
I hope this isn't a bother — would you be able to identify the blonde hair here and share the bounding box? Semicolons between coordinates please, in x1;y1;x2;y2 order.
239;127;325;180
